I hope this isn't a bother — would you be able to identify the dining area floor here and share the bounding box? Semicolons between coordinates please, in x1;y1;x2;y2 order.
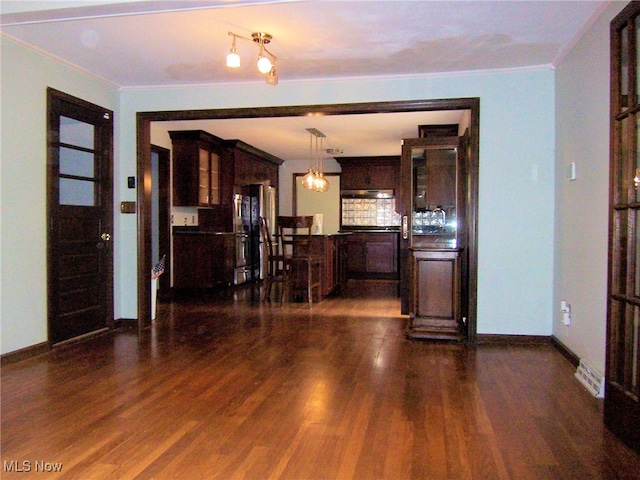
2;280;640;479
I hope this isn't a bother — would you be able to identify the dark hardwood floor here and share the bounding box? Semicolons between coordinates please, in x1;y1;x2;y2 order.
2;280;639;479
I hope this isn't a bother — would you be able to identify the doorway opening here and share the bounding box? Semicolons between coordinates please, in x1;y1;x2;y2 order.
136;99;479;340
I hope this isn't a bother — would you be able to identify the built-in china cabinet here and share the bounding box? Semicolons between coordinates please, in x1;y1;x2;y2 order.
400;135;469;340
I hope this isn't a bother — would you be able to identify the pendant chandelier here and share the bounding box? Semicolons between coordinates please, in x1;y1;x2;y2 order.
226;31;278;85
302;128;330;192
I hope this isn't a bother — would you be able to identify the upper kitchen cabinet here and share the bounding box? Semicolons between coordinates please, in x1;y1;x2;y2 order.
223;139;283;187
170;130;225;208
336;156;399;191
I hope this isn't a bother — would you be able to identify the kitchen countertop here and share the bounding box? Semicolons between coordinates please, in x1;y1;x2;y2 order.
172;226;235;235
339;228;401;234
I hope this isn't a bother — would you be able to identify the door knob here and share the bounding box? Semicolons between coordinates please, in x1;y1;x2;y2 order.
101;233;111;242
402;216;408;239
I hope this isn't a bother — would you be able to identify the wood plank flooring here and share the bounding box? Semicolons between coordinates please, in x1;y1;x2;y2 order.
2;280;640;479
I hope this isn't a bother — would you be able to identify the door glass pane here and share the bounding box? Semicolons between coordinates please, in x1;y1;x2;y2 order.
199;149;209;205
618;117;631;205
60;116;94;149
60;178;95;206
60;146;94;178
635;209;640;297
210;152;220;205
636;21;640;106
621;24;629;109
613;209;629;295
636;116;640;203
633;306;639;391
411;146;457;248
609;300;625;384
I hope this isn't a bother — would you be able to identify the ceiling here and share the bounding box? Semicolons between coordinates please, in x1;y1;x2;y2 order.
1;1;607;161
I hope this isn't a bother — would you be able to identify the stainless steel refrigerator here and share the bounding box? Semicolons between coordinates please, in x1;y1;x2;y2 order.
250;184;276;281
232;193;252;285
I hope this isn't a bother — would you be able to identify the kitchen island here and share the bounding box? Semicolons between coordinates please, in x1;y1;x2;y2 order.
172;227;350;301
282;231;351;302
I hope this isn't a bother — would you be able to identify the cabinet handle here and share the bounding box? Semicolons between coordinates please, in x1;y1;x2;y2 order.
402;215;408;239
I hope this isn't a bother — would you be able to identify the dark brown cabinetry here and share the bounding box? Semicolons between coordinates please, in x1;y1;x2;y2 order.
170;130;224;207
400;136;469;341
336;156;399;191
224;139;281;188
201;139;283;232
320;234;348;296
172;233;234;289
170;131;283;232
170;131;284;291
408;249;461;339
346;232;398;279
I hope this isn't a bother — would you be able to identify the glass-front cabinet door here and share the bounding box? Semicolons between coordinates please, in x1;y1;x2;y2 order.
410;142;458;248
400;136;466;340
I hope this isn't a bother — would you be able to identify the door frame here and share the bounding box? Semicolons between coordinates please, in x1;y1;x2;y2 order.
47;87;114;344
151;144;171;300
136;99;479;340
606;1;640;453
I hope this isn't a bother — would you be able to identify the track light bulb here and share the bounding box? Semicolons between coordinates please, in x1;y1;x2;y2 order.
257;55;272;74
226;49;240;68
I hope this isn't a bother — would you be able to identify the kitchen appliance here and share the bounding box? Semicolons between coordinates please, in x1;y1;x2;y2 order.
233;193;252;284
250;184;277;281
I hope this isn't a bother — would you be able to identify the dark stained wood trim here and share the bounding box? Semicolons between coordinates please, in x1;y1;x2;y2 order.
151;144;172;300
137;114;152;335
0;342;50;366
551;335;581;368
140;98;480;122
136;98;480;340
475;334;553;345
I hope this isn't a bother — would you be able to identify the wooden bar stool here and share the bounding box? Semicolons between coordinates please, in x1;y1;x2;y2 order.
277;216;322;306
259;217;285;304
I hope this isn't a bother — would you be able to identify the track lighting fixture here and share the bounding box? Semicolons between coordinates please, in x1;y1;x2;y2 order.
226;31;279;85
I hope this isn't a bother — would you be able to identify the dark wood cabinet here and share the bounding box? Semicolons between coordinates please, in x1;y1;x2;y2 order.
170;130;224;208
320;234;348;295
407;249;461;339
336;156;399;191
224;139;282;188
346;232;398;279
170;132;283;232
172;233;234;289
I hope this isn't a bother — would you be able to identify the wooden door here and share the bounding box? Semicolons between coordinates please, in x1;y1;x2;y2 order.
606;2;640;453
47;89;113;345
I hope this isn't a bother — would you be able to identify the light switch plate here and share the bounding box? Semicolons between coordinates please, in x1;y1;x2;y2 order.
120;201;136;214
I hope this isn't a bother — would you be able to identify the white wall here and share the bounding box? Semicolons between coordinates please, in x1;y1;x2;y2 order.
279;157;342;233
0;35;119;354
554;2;624;374
119;69;556;337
